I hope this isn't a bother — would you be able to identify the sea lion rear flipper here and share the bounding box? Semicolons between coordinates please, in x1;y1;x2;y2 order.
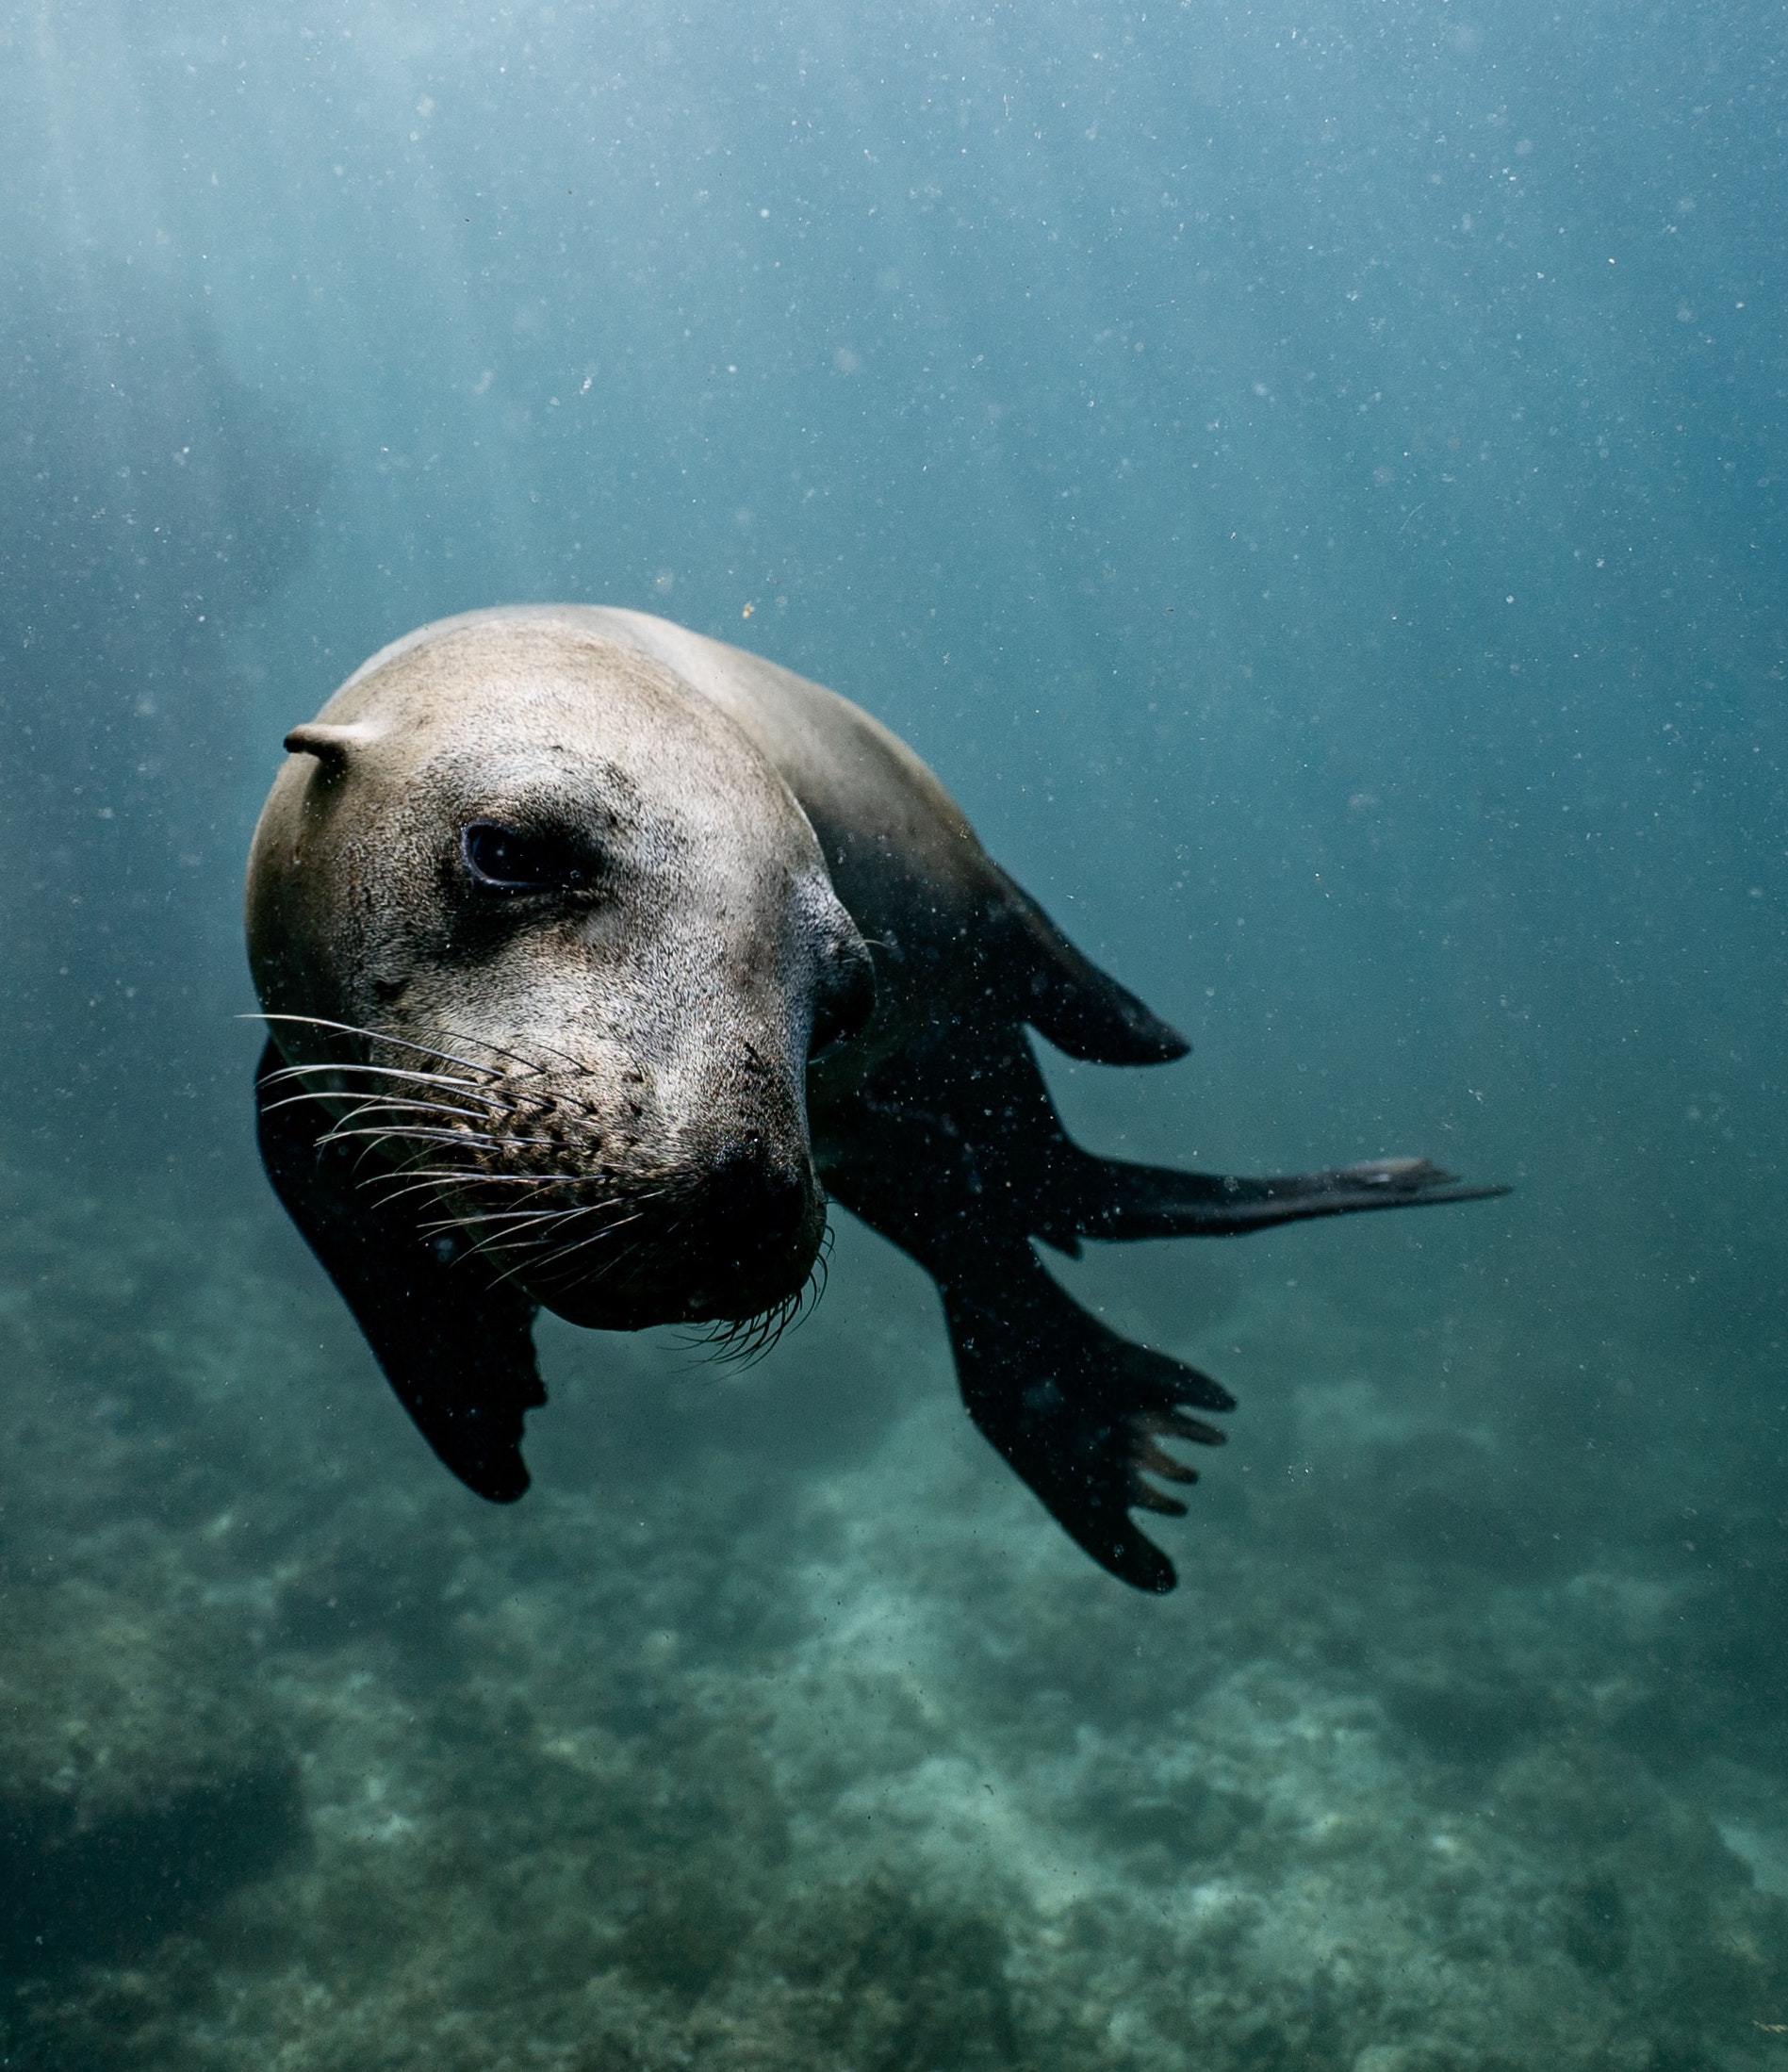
941;1245;1234;1593
254;1040;545;1502
1068;1155;1512;1242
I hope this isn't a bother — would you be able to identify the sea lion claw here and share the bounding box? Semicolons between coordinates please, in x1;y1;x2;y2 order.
1136;1433;1201;1483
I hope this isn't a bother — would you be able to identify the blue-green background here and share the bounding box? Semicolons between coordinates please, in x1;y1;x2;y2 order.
2;2;1785;2064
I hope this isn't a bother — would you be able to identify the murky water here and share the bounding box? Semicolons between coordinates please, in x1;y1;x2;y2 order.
2;2;1786;2065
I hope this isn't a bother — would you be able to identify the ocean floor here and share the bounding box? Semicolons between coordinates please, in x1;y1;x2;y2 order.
4;1157;1788;2071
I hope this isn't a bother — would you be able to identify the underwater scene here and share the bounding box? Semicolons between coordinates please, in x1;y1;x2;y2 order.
3;0;1786;2065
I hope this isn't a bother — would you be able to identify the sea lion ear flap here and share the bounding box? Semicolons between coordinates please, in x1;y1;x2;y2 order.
283;721;381;771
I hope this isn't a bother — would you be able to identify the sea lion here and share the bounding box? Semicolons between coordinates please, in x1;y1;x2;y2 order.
248;606;1503;1591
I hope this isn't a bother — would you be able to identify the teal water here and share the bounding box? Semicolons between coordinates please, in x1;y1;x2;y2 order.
2;2;1786;2065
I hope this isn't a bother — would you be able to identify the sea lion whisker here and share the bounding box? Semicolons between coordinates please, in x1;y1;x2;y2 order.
257;1091;353;1118
439;1224;568;1260
528;1202;662;1274
263;1058;494;1087
426;1022;577;1079
530;1189;671;1256
320;1094;515;1127
418;1206;623;1255
446;1022;650;1090
270;1091;507;1133
320;1124;561;1152
786;1225;831;1329
258;1089;512;1127
422;1189;642;1236
264;1061;501;1097
391;1169;593;1193
358;1138;486;1178
361;1174;477;1213
806;1220;833;1301
685;1217;832;1369
484;1212;648;1289
570;1229;657;1291
723;1268;822;1363
332;1134;517;1182
354;1136;496;1186
252;1012;502;1080
321;1124;493;1153
692;1287;805;1368
573;1202;686;1281
449;1217;583;1268
363;1171;601;1217
590;1256;651;1296
733;1294;797;1357
453;1204;644;1269
420;1185;668;1267
473;1174;601;1191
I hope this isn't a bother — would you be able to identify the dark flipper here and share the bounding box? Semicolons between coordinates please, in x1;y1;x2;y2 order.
992;877;1190;1066
824;1025;1506;1257
943;1246;1232;1592
822;1025;1507;1589
1064;1153;1510;1242
254;1040;545;1501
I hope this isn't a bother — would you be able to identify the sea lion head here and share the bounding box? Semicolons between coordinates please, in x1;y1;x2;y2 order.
247;618;876;1334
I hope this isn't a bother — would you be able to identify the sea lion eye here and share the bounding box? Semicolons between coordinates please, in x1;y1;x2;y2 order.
461;820;589;895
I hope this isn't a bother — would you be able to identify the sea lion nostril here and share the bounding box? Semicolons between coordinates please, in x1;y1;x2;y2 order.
703;1144;812;1246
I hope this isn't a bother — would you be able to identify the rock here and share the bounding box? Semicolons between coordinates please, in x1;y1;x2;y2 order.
0;1586;302;1973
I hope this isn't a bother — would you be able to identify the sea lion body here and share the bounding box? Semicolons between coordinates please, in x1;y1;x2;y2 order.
249;606;1501;1589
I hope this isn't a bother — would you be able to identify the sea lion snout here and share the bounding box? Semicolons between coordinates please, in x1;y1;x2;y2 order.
613;1131;826;1327
506;1080;828;1332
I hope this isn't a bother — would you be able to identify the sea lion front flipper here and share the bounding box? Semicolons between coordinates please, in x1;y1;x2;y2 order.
991;877;1190;1067
940;1245;1234;1593
254;1040;545;1502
